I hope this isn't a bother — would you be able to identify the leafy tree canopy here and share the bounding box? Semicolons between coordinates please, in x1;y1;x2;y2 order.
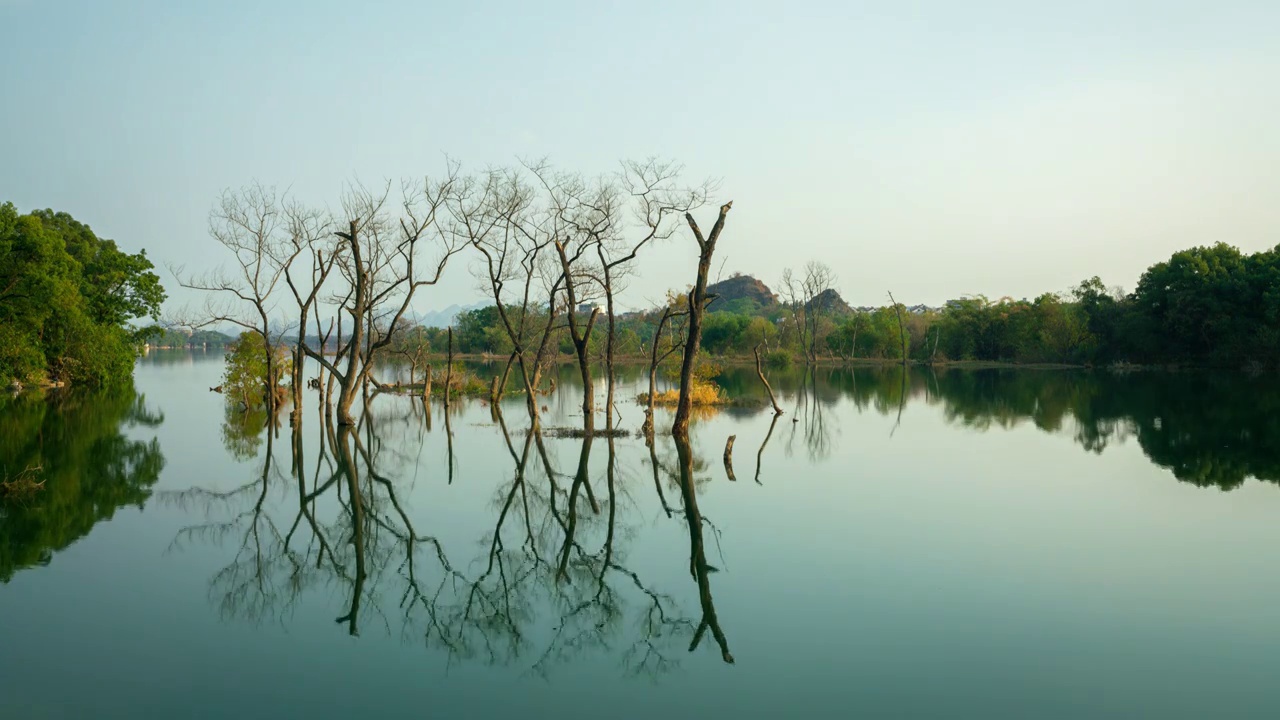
0;202;166;387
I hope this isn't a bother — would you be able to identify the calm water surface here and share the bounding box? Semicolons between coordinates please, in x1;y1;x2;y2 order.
4;352;1280;718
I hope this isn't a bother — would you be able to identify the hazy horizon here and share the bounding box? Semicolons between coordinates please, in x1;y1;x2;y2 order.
3;0;1277;316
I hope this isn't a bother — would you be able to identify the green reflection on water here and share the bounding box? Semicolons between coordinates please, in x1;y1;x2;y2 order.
0;386;165;582
716;364;1280;489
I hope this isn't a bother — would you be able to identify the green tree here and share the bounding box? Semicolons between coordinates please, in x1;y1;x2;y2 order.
223;332;291;411
0;202;165;387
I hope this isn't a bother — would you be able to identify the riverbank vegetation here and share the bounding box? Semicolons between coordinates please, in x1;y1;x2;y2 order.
434;242;1280;371
0;202;166;389
179;157;1276;448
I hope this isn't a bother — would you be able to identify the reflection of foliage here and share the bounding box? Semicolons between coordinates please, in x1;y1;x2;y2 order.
0;387;165;581
917;368;1280;491
220;403;268;461
723;364;1280;490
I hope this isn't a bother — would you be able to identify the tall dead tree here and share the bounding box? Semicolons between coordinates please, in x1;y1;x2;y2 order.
781;261;836;365
282;200;339;423
673;201;733;439
174;183;304;416
642;301;687;435
554;239;600;431
302;177;462;426
593;159;712;432
454;165;566;426
538;164;612;434
754;343;783;415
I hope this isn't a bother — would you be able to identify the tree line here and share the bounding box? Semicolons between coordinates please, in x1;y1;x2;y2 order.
0;202;166;389
426;240;1280;371
826;243;1280;369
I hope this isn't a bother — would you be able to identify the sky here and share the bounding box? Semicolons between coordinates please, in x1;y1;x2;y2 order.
3;0;1278;315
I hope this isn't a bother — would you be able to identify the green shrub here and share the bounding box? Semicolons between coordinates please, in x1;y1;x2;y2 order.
766;349;794;369
223;332;291;410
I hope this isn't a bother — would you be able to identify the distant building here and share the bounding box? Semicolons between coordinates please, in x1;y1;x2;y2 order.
576;303;603;315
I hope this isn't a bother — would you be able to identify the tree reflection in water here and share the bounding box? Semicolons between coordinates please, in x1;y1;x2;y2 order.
169;389;737;677
717;363;1280;489
162;363;1280;677
0;387;166;582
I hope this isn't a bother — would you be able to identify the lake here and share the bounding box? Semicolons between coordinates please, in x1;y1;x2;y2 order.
3;352;1280;718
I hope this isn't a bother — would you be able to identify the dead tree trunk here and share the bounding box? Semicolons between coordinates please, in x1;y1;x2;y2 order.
335;222;367;424
299;220;366;427
643;305;682;436
600;267;618;432
754;343;783;415
555;241;599;434
444;327;454;410
673;202;733;439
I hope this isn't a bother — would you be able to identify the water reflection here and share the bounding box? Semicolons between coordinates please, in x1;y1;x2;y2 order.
0;388;165;582
151;361;1280;680
168;392;737;677
718;365;1280;490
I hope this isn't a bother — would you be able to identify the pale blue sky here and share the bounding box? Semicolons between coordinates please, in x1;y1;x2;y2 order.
3;0;1277;312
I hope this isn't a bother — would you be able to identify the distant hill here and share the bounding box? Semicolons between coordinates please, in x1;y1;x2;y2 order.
416;302;487;329
148;328;234;348
809;287;852;315
706;274;778;312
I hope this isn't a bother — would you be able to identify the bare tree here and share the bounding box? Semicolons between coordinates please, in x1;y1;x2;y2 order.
754;343;783;415
453;165;566;426
554;235;601;431
537;165;610;433
594;160;712;432
802;261;837;362
642;302;687;436
281;200;339;424
302;175;463;426
174;183;305;416
388;324;431;386
780;261;837;365
779;268;806;361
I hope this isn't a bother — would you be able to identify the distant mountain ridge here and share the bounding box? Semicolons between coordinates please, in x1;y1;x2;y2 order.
415;301;488;329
